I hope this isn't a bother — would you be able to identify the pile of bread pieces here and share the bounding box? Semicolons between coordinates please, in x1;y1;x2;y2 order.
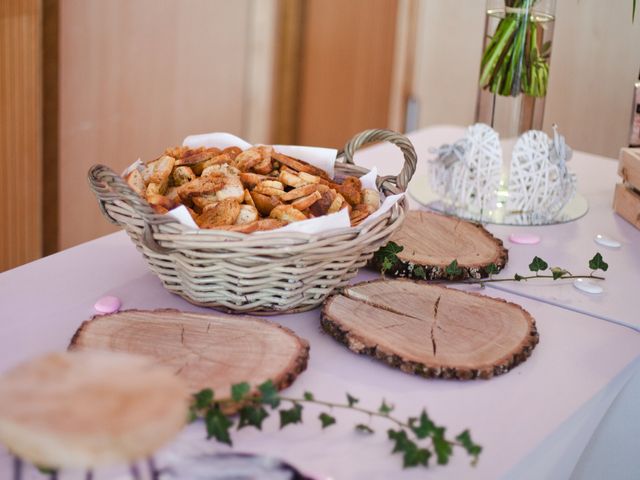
124;144;381;233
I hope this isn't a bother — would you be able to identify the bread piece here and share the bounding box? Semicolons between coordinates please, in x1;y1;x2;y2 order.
172;166;196;186
281;184;320;202
350;203;376;226
298;172;322;185
201;162;239;178
142;155;175;194
250;191;281;216
177;175;225;202
240;172;267;189
336;176;362;206
291;191;322;211
235;204;259;225
327;192;345;214
146;194;177;212
279;170;305;188
253;185;286;197
0;351;188;469
193;153;233;176
235;146;274;172
272;153;329;179
222;146;242;161
191;194;218;211
244;189;255;207
196;199;241;228
255;219;287;231
215;175;245;203
309;190;336;217
269;204;307;223
362;188;381;210
126;169;145;197
174;150;215;168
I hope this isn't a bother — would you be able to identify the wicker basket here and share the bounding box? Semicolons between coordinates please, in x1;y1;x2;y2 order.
88;129;417;314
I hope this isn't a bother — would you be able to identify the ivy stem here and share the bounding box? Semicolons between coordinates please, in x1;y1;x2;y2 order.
470;274;605;284
280;396;464;448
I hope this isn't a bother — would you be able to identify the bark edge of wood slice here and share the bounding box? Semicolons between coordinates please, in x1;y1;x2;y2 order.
321;279;539;380
371;210;508;280
69;309;309;405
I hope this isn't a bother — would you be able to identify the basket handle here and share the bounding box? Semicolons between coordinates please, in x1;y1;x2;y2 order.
337;129;417;193
87;164;178;253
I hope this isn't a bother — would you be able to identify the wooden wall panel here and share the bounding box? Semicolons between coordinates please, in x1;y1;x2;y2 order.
0;0;43;272
58;0;253;249
297;0;398;149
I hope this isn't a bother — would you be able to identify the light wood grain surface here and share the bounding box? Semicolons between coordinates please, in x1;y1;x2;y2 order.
0;0;42;271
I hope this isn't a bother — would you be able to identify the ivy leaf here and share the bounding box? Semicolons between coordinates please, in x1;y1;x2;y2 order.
319;412;336;429
528;256;548;272
589;252;608;272
388;429;413;453
379;399;394;415
374;241;404;273
237;405;269;430
403;445;431;468
550;267;569;280
485;263;499;275
346;393;359;407
258;380;280;408
432;427;453;465
355;423;375;434
409;409;436;439
279;403;303;428
193;388;214;409
303;391;314;401
413;265;427;280
445;259;462;277
231;382;250;402
456;430;482;459
514;273;524;281
205;406;233;445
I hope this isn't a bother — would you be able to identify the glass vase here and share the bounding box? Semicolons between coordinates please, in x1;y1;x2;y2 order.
474;0;556;207
475;0;556;137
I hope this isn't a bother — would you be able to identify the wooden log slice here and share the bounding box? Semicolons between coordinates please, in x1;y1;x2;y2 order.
321;279;538;380
0;351;189;469
371;210;508;280
69;309;309;404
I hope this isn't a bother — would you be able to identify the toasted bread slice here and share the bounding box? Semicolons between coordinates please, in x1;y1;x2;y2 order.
126;169;145;197
235;204;259;225
291;191;322;211
269;204;307;223
281;184;320;202
336;176;362;206
250;191;281;216
172;166;196;186
197;199;241;228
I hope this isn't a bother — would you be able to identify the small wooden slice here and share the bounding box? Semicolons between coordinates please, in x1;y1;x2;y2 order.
321;279;538;380
0;351;189;469
70;309;309;402
372;210;508;280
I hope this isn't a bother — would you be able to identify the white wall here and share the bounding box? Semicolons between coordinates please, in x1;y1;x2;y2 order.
412;0;640;158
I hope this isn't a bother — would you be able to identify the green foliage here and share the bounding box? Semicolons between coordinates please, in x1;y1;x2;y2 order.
205;406;233;445
589;253;608;272
528;256;548;272
413;265;427;280
550;267;569;280
279;403;303;428
485;263;499;275
231;382;250;402
194;388;214;409
190;387;482;471
258;380;280;408
319;412;336;428
238;405;268;430
355;423;375;434
514;273;524;281
379;399;394;415
346;393;359;407
445;259;462;277
374;241;404;273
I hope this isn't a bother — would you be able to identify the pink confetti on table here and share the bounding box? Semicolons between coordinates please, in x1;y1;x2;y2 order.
508;233;541;245
94;296;121;314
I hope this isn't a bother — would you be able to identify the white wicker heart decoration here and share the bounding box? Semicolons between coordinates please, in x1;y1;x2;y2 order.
507;126;576;222
429;123;575;223
429;123;502;212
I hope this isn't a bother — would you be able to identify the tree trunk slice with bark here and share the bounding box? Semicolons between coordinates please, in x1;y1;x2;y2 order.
371;210;508;280
69;309;309;405
321;279;538;380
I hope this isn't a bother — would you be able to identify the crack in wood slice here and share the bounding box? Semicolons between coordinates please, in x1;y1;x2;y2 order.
69;309;309;407
322;279;539;380
372;210;508;280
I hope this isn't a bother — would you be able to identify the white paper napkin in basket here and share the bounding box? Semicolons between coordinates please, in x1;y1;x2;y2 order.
129;132;404;234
